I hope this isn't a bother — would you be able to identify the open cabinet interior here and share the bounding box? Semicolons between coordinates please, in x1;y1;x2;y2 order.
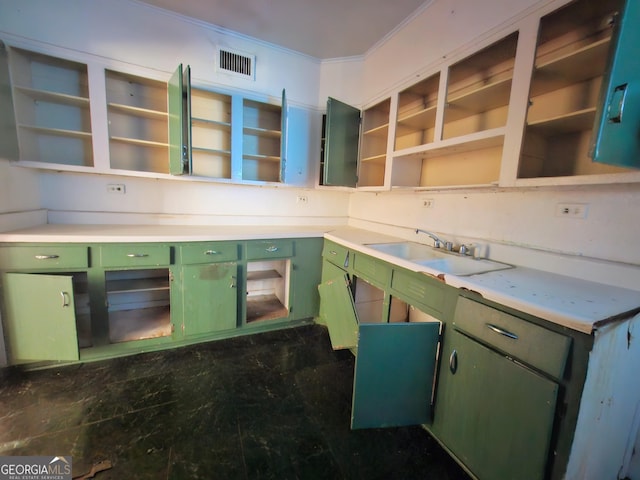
242;99;282;182
190;88;232;178
105;70;169;173
518;0;633;179
106;268;171;343
246;259;290;323
359;98;390;187
8;47;93;166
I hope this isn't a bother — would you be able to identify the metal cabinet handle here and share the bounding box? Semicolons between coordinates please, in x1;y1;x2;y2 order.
35;254;59;260
60;291;70;307
126;253;149;258
449;350;458;374
486;323;518;340
329;250;338;255
607;83;628;123
230;275;237;288
265;246;279;252
205;250;220;255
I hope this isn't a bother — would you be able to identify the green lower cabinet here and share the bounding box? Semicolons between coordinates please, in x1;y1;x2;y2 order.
432;329;558;480
3;273;80;362
180;262;238;336
318;272;358;350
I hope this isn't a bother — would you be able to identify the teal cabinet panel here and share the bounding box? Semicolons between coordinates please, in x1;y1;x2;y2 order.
0;41;18;161
3;273;79;362
323;97;360;187
181;262;238;336
434;329;558;480
168;63;190;175
391;269;450;320
591;0;640;168
280;88;287;182
317;273;358;350
322;240;350;270
351;322;440;429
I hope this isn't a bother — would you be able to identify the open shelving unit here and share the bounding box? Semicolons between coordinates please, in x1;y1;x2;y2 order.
245;260;289;323
190;88;233;178
395;72;440;150
8;47;93;166
359;98;391;187
242;98;282;182
517;0;633;179
105;70;169;173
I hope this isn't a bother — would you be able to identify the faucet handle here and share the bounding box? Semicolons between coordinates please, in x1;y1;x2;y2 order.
458;244;474;256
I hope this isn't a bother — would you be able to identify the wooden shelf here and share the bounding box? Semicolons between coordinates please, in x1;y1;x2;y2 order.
395;128;505;159
243;126;281;138
527;107;597;135
14;86;89;107
243;153;281;162
110;136;168;148
396;106;437;135
19;124;92;139
192;117;231;129
247;269;283;282
107;277;169;294
363;123;389;137
192;146;231;156
107;102;168;120
531;38;611;97
361;153;386;163
445;76;512;122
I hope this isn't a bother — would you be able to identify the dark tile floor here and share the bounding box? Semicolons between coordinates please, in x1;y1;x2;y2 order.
0;324;470;479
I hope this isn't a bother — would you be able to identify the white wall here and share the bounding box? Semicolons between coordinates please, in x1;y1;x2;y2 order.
317;0;640;268
0;0;351;226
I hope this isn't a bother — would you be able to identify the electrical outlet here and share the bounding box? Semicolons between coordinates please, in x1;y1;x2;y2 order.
296;195;308;204
107;184;126;194
422;198;434;208
556;203;588;219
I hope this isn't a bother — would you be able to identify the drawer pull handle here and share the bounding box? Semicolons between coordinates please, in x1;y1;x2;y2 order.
60;291;70;308
126;253;149;258
230;275;237;289
35;254;59;260
205;250;220;255
329;250;338;255
449;350;458;374
486;323;518;340
265;246;279;252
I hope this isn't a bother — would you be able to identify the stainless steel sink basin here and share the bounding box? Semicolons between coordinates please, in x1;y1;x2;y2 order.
365;241;512;276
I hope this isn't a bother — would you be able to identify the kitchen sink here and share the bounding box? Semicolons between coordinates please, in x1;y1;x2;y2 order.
365;241;512;276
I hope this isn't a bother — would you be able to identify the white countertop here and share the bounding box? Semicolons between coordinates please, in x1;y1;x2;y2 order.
325;227;640;335
0;224;334;243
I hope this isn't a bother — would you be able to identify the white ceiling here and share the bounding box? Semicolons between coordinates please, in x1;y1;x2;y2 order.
139;0;429;59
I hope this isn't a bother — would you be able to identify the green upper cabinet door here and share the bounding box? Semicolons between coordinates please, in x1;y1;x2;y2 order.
168;63;191;175
3;273;80;363
0;41;18;161
323;97;360;187
280;88;287;183
591;0;640;168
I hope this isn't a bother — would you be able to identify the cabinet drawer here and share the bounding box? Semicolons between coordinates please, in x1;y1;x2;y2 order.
245;240;293;260
0;245;88;270
180;242;238;264
322;241;350;269
391;269;447;318
454;296;571;379
99;244;171;267
353;254;391;286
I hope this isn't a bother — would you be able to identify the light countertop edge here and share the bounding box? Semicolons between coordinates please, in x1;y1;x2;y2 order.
324;227;640;335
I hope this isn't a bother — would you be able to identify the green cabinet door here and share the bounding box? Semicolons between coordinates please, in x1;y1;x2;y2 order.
351;322;440;429
168;63;191;175
280;88;287;182
318;272;359;350
591;0;640;168
433;329;558;480
181;262;238;336
323;97;360;187
3;273;80;363
0;41;18;161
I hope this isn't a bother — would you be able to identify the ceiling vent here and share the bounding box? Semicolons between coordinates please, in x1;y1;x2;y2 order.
217;48;255;80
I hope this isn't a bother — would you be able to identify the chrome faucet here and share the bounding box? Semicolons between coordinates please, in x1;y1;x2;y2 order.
415;229;444;249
